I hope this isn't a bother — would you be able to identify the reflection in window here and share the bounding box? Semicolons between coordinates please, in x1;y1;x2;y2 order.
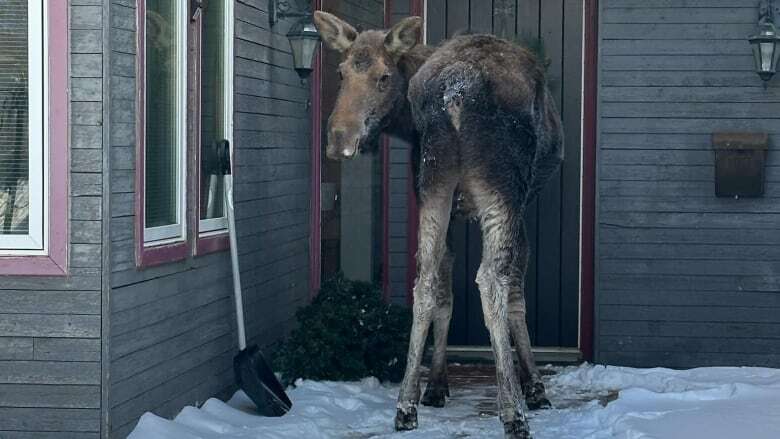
144;0;185;243
200;0;228;232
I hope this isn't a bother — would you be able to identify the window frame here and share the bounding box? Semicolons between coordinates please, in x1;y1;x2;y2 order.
194;0;233;255
135;0;190;267
0;0;46;254
0;0;68;276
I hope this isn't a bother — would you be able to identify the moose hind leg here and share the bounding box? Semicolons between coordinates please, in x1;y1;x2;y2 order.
508;288;551;410
422;231;454;408
396;184;456;431
472;186;530;438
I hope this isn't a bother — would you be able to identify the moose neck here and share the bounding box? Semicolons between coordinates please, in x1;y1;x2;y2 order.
383;44;434;145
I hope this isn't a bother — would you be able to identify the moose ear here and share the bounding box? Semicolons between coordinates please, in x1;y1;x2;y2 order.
384;16;422;58
313;11;358;52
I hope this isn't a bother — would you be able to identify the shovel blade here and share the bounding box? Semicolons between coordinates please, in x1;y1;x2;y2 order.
234;344;292;417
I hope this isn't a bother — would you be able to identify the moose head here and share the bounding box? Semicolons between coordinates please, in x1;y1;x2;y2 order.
313;11;422;160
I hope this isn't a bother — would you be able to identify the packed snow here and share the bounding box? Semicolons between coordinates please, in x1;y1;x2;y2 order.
128;363;780;438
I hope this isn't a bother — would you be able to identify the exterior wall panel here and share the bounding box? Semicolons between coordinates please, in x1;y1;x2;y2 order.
106;0;311;436
596;0;780;368
0;1;105;437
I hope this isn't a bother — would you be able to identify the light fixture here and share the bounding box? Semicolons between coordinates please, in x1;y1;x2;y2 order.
749;0;780;83
270;0;321;79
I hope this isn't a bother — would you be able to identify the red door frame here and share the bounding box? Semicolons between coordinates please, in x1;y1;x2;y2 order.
404;0;599;361
580;0;599;362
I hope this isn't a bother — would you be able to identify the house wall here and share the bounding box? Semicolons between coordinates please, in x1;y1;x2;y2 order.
0;2;105;438
596;0;780;367
106;0;310;437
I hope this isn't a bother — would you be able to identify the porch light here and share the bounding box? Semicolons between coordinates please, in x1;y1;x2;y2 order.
270;0;321;79
749;0;780;83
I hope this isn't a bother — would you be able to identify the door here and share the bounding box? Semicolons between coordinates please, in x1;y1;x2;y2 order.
425;0;583;348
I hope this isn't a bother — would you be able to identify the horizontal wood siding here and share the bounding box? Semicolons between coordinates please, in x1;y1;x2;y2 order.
0;2;105;438
231;0;310;347
596;0;780;368
106;0;310;436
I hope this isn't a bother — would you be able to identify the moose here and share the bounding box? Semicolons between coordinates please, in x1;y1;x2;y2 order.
313;11;563;439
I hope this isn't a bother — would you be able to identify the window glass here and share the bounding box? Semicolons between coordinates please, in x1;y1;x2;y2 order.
200;0;227;230
0;0;44;252
145;0;184;240
320;0;385;284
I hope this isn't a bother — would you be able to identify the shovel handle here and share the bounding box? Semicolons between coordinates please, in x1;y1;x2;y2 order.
225;173;247;351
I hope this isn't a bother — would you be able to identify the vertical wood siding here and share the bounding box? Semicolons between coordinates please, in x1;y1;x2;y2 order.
597;0;780;367
387;0;413;305
420;0;582;347
106;0;311;436
0;2;104;438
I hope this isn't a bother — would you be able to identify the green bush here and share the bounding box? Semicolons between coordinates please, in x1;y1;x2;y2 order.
273;274;412;384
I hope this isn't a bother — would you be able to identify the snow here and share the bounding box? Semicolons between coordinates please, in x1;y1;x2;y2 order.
128;364;780;438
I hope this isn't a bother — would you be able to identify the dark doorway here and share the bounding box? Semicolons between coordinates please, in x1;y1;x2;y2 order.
425;0;583;348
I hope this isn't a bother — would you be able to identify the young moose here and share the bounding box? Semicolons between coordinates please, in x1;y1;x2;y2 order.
313;12;563;439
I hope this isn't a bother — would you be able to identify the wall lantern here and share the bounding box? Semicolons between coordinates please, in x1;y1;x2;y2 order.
749;0;780;83
269;0;321;79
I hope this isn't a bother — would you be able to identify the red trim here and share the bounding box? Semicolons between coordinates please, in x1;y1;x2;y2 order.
0;0;69;276
405;0;424;305
580;0;599;362
309;0;323;298
135;0;190;268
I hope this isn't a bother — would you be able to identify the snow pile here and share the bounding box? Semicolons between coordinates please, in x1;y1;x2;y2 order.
128;364;780;438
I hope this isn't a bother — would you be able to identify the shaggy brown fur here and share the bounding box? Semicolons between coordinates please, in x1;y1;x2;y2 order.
313;12;563;439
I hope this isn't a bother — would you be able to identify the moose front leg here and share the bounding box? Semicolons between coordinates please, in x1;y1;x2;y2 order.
421;234;454;408
396;187;455;431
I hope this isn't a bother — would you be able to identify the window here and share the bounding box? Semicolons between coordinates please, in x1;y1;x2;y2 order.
198;0;232;236
0;0;67;275
143;0;187;245
136;0;233;266
0;0;46;255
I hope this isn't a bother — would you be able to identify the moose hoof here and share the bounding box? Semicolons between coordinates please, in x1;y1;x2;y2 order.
394;406;418;431
524;381;552;411
503;419;532;439
421;385;448;408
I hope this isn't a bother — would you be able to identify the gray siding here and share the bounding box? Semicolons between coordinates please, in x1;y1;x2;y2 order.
106;0;310;437
106;1;233;436
0;2;105;438
596;0;780;367
232;0;310;344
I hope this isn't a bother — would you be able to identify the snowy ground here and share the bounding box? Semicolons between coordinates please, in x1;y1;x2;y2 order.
128;363;780;438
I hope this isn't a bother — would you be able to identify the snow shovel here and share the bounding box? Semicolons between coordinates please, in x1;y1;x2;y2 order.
218;140;293;417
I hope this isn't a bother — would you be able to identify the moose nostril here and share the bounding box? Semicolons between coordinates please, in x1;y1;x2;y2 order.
332;129;346;146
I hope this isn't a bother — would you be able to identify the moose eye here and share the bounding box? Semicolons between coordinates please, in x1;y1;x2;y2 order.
337;69;344;81
378;73;390;91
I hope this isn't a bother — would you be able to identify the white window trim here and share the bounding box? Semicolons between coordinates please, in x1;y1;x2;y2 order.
198;0;233;236
0;0;48;256
143;0;188;246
